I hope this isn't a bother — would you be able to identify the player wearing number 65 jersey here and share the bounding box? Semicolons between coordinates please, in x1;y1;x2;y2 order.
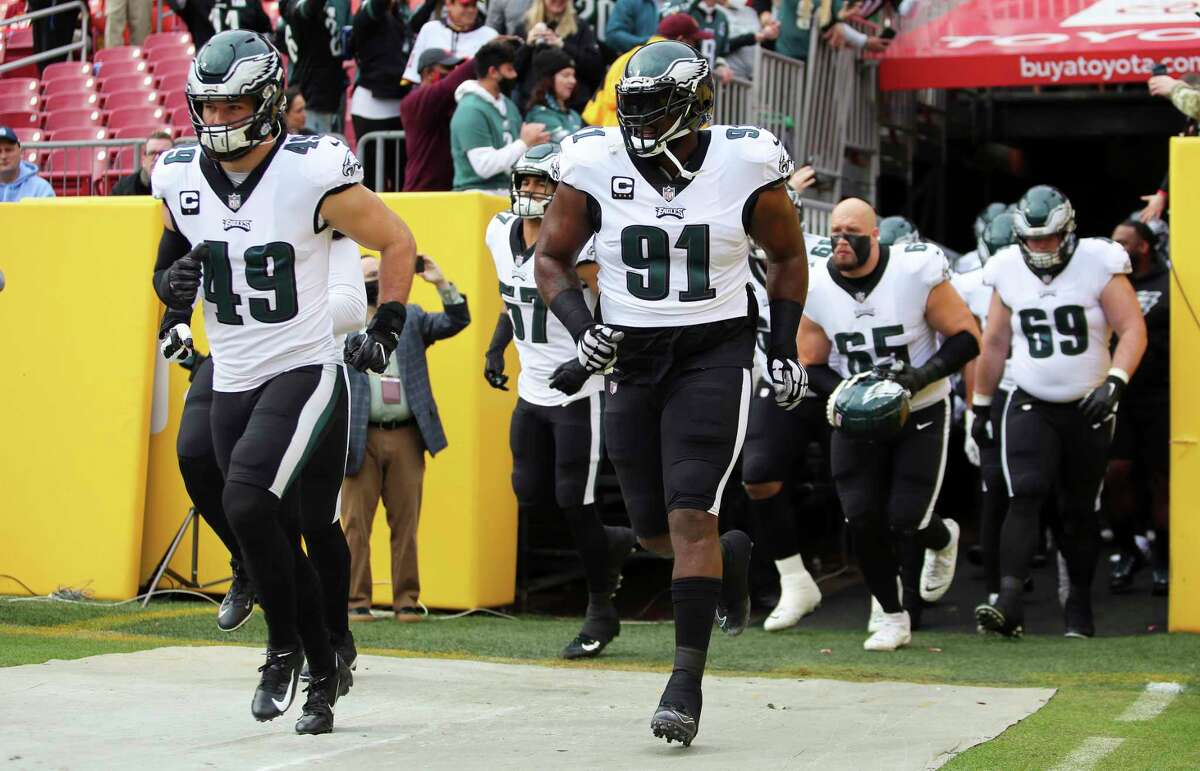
972;185;1146;639
535;40;811;747
798;197;980;652
150;31;417;735
482;144;637;662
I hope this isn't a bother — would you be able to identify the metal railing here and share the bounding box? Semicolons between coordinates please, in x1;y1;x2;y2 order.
21;137;152;196
355;129;405;193
750;48;806;163
800;197;834;236
713;74;752;128
0;1;90;74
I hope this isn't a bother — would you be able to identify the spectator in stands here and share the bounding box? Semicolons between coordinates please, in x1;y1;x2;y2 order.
286;0;352;134
721;0;779;80
165;0;216;47
0;128;54;202
605;0;661;54
484;0;531;34
350;0;415;191
111;131;174;196
401;49;476;191
513;0;604;111
105;0;153;48
342;254;470;623
403;0;498;84
282;87;315;134
450;38;549;192
209;0;273;34
28;0;83;73
524;49;582;142
583;12;711;126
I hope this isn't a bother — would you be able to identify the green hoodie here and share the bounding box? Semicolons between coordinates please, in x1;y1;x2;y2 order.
450;80;524;191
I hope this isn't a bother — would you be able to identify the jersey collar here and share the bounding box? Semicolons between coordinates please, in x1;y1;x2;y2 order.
199;137;284;213
508;216;535;267
627;129;712;201
829;244;890;302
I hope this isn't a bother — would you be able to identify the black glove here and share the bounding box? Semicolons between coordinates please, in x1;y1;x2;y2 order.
164;243;207;309
345;301;406;373
549;359;591;396
880;360;929;396
971;403;995;450
1079;375;1126;424
484;350;509;390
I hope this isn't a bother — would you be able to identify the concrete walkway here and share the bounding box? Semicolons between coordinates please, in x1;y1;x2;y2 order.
0;647;1052;770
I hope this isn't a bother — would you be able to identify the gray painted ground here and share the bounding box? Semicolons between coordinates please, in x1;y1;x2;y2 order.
0;647;1052;770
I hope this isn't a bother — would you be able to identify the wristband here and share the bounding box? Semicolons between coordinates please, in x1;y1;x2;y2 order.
1108;367;1130;385
972;393;992;408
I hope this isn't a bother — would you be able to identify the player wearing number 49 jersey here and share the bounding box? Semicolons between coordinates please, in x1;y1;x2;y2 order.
972;185;1146;640
535;41;811;747
150;31;417;735
799;197;981;652
482;144;637;662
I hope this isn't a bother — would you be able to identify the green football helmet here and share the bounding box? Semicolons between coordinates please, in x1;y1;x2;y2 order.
878;216;920;247
978;212;1017;264
1013;185;1077;276
615;40;714;162
510;142;560;218
826;371;911;441
186;30;285;161
973;202;1009;241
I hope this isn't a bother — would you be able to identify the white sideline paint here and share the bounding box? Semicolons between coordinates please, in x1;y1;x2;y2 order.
1051;737;1125;771
1116;682;1184;722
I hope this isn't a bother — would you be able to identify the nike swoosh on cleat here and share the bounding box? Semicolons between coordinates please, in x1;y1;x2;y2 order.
715;612;727;627
916;421;933;430
581;640;601;652
924;582;947;593
272;676;295;712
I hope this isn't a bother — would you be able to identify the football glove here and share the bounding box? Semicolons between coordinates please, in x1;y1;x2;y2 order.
970;403;995;450
963;409;981;467
576;324;624;374
345;301;406;373
879;360;929;396
1079;374;1125;424
164;243;207;309
769;356;808;410
549;359;591;396
484;350;509;391
159;323;193;363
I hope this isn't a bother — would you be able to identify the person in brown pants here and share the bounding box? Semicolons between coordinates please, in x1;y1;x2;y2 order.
341;254;470;622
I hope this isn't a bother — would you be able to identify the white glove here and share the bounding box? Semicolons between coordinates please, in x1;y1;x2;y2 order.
769;356;808;410
963;409;981;467
576;324;624;374
160;323;194;363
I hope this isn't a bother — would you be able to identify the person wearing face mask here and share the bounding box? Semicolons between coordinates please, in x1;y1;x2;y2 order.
402;0;499;83
340;254;470;623
798;196;980;652
450;38;551;192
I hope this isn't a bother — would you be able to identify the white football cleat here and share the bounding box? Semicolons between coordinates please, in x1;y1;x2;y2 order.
863;610;912;651
920;518;960;602
867;595;886;634
763;571;822;632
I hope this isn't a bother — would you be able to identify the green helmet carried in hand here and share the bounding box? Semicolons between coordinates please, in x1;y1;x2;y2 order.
878;216;920;247
1013;185;1077;277
978;212;1018;264
616;40;714;161
827;371;911;441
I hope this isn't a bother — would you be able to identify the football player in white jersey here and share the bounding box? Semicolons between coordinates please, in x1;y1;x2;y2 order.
972;186;1146;639
534;41;811;746
150;30;417;734
798;197;980;652
482;144;637;660
743;201;829;632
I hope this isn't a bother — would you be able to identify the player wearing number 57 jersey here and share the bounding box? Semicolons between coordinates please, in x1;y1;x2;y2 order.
972;185;1146;640
150;31;417;736
535;41;811;747
799;197;980;652
482;144;637;662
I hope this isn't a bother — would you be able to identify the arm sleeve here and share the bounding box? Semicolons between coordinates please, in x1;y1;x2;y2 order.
327;237;368;335
605;0;647;54
565;25;605;92
402;23;433;81
807;363;843;396
466;140;529;180
153;226;195;306
1170;83;1200;121
484;0;507;32
419;292;472;343
838;22;868;49
487;312;514;355
727;31;757;51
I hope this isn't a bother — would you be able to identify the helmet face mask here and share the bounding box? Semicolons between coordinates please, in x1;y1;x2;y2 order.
510;143;561;218
616;41;714;159
187;31;285;162
1013;185;1077;276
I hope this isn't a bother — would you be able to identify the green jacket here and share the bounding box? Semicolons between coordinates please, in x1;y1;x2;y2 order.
450;81;524;191
525;99;582;144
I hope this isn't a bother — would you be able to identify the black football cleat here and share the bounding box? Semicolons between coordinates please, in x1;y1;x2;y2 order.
1063;592;1095;639
1109;550;1145;594
716;530;752;636
302;629;358;683
563;605;620;660
651;703;700;747
605;526;638;597
217;560;255;633
251;647;304;721
561;632;612;660
975;602;1023;639
295;653;352;735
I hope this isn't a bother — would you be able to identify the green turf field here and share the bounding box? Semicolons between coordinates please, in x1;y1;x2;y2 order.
2;597;1197;768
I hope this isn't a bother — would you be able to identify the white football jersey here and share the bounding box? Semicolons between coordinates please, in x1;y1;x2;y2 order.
951;263;1014;391
983;239;1131;403
749;232;830;382
556;125;794;328
153;134;364;392
486;211;602;407
804;242;953;411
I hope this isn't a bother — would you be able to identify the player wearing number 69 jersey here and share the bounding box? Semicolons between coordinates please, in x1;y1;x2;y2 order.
535;40;811;747
798;197;980;652
972;185;1147;640
150;31;417;735
482;144;637;662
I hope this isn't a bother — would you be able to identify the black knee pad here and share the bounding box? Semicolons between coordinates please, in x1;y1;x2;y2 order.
223;481;278;535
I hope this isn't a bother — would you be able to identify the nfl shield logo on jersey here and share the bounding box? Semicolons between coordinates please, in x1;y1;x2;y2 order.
662;185;675;202
227;192;242;211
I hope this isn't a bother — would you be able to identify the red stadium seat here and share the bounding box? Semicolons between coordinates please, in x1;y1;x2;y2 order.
173;124;195;139
94;45;142;64
145;44;192;64
168;105;191;127
0;109;39;129
46;126;108;141
41;74;97;96
0;91;38;112
41;107;102;131
93;57;149;79
41;60;93;81
106;105;166;129
161;88;188;112
100;73;155;93
39;145;107;195
148;52;191;73
41;90;100;113
5;25;33;55
110;124;168;139
0;77;38;97
102;89;159;111
153;60;190;88
12;126;43;143
142;32;193;55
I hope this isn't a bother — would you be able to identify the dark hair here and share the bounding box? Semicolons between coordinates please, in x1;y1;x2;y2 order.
1119;219;1157;250
146;129;173;144
526;75;554;113
284;86;303;113
474;39;518;79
